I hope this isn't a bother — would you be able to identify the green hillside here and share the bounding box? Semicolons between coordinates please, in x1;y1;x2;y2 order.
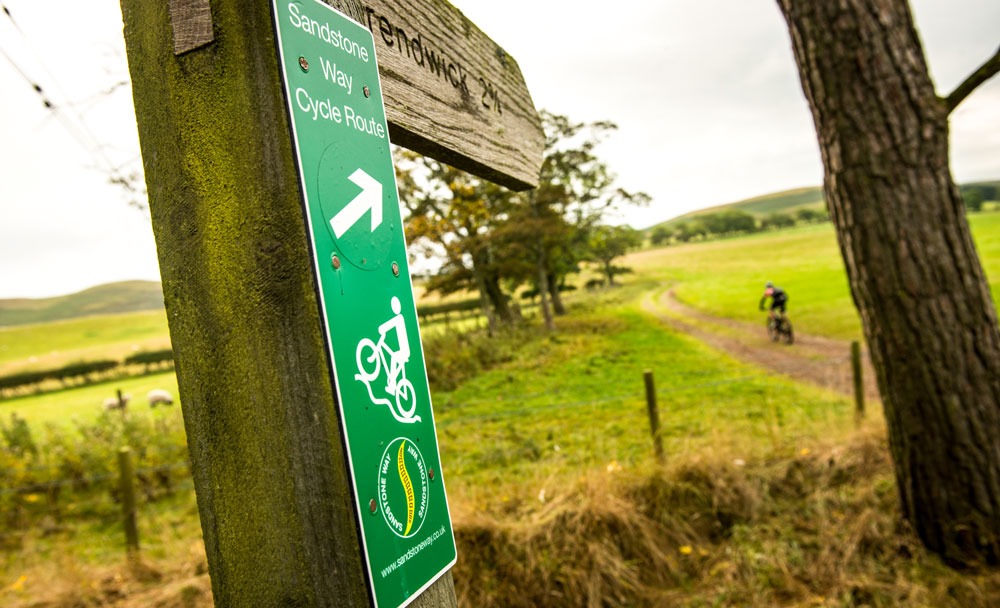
648;186;825;231
646;179;1000;231
0;280;165;327
724;186;824;215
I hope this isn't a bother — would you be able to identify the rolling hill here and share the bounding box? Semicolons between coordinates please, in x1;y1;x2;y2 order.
646;186;826;231
0;280;165;327
646;179;1000;231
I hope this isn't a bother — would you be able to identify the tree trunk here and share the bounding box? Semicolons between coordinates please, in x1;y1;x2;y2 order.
483;273;514;325
470;243;512;328
778;0;1000;566
535;246;556;330
547;270;567;316
529;194;558;325
473;271;498;336
473;259;513;326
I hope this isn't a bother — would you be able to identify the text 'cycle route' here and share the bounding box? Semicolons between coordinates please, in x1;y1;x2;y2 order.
286;2;387;138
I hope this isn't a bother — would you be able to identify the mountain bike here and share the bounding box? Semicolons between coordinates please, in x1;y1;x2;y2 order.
355;333;419;423
767;311;794;344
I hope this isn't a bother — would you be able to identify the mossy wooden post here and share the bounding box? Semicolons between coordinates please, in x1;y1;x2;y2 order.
120;0;541;605
851;340;865;425
122;3;373;603
118;446;139;554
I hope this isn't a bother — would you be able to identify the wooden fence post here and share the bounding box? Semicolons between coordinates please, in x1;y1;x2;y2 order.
116;388;128;416
118;446;139;554
851;340;865;425
643;370;665;463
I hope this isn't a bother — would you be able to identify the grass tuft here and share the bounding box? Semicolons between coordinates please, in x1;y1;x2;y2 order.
452;429;1000;607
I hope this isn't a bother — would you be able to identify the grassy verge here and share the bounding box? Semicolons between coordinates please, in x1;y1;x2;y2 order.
453;429;1000;608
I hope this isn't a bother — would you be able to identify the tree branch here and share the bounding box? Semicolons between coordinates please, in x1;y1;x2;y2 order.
944;45;1000;115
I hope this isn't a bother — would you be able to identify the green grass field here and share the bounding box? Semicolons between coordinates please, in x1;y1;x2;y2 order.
627;223;860;339
628;212;1000;340
0;310;170;374
0;370;179;431
4;212;999;432
435;301;852;504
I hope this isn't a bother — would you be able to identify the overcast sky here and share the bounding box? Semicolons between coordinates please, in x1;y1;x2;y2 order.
1;1;997;299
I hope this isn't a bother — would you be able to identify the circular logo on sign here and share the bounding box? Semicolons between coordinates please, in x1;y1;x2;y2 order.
377;437;429;538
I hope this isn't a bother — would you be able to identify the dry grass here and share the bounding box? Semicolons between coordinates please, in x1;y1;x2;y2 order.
451;429;1000;607
2;544;211;608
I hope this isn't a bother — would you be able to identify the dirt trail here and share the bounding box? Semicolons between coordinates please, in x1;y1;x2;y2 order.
641;288;881;403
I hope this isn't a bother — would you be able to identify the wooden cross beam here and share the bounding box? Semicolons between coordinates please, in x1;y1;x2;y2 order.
327;0;543;191
171;0;543;190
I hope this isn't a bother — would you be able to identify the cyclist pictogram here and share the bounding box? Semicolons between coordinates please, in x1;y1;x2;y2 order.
355;296;421;423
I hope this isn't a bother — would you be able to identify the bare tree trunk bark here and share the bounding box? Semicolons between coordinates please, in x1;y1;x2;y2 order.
483;273;514;325
528;193;556;327
547;270;567;316
473;271;497;336
471;245;512;328
778;0;1000;566
536;249;555;331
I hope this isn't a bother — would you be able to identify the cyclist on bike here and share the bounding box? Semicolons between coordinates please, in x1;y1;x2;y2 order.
759;281;788;318
378;296;410;396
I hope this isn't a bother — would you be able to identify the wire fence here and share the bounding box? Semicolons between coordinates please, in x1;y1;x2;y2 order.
0;458;193;548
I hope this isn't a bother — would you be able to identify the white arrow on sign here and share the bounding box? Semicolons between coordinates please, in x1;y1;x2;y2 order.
330;168;383;238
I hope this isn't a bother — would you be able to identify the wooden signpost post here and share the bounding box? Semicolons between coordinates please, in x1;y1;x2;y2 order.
120;0;542;606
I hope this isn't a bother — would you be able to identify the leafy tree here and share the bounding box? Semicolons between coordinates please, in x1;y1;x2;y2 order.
499;192;573;330
396;150;520;332
398;112;647;332
959;184;996;212
760;212;796;230
962;184;998;204
507;112;649;329
674;221;707;242
649;225;674;246
795;207;828;223
778;0;1000;565
963;188;985;212
701;210;758;236
587;225;642;286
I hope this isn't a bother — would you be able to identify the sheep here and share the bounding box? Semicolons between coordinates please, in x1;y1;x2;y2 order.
147;388;174;407
103;393;131;411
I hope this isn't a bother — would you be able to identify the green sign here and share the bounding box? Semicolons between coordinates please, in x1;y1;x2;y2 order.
272;1;456;606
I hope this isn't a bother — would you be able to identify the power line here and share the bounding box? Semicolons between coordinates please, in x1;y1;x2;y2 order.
0;2;143;206
2;3;23;35
1;44;120;176
0;45;52;108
